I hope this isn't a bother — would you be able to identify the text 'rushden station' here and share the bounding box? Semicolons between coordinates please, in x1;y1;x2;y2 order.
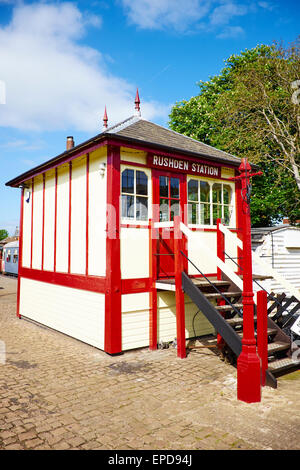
151;155;220;177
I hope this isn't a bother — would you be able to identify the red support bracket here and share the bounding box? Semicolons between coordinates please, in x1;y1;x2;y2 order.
257;290;268;386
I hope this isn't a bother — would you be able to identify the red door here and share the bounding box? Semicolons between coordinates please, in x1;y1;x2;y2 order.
152;170;186;278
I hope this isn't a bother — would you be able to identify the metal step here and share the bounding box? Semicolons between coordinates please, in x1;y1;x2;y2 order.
204;292;241;300
226;316;257;327
268;357;300;374
215;303;243;312
267;341;290;356
237;328;277;337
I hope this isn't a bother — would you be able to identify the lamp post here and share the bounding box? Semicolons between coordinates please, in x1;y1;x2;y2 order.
231;158;263;403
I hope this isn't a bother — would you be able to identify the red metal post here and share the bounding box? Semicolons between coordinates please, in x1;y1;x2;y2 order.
149;218;158;350
257;290;268;386
174;215;186;359
236;158;261;403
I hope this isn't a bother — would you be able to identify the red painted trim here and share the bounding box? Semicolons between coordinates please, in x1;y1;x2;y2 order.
235;175;243;274
105;145;122;354
121;278;151;294
41;173;45;271
120;160;148;169
54;168;58;272
121;224;150;229
20;267;105;293
174;216;186;358
17;188;24;318
149;219;158;350
86;154;89;276
217;218;225;281
68;161;72;274
30;178;34;269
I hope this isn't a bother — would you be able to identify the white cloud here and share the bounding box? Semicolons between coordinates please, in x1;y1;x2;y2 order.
0;2;168;132
210;2;247;26
120;0;260;37
120;0;212;32
217;25;244;38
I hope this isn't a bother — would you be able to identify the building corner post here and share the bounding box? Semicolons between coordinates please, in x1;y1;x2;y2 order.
16;187;24;319
174;216;186;359
105;145;122;355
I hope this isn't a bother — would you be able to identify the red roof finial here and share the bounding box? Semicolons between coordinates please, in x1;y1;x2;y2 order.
135;88;141;116
103;105;108;129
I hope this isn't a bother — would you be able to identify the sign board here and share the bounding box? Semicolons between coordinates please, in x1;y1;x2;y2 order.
148;154;221;178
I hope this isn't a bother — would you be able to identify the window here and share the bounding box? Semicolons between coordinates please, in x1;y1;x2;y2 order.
188;179;234;226
159;176;180;222
121;168;148;221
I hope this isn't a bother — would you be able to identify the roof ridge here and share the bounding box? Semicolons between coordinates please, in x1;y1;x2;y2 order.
106;115;141;134
118;117;239;161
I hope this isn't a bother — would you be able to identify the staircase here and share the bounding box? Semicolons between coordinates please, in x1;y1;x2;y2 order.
182;273;300;389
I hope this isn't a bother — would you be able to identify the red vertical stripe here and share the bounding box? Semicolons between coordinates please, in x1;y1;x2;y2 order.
30;178;34;269
68;161;72;274
16;188;24;318
105;146;122;354
41;173;45;270
54;167;58;272
174;215;186;359
86;154;89;276
149;218;158;350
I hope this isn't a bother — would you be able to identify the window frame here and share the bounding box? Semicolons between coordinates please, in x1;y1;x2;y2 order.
120;165;151;223
187;176;236;228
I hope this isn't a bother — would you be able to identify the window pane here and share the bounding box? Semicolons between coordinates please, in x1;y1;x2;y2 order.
170;178;179;199
170;200;180;221
136;196;148;221
188;180;198;202
213;204;222;225
159;198;169;222
136;171;148;196
122;169;134;194
200;203;210;225
122;194;134;219
223;185;231;205
159;176;169;197
212;183;222;203
200;181;210;203
188;202;199;224
224;205;232;225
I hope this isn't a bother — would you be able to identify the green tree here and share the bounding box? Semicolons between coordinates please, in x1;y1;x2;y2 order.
169;40;300;226
0;230;9;241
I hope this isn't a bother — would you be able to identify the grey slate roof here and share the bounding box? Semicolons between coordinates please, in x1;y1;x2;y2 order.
6;115;243;187
106;116;241;165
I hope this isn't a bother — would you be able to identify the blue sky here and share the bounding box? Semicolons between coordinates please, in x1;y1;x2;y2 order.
0;0;299;234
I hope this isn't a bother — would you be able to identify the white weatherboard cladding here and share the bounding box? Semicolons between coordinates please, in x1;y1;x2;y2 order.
70;158;86;275
122;293;149;350
88;149;107;277
253;228;300;296
43;171;55;271
20;278;105;349
32;177;43;270
56;165;69;273
121;228;149;279
22;181;32;268
158;292;214;343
